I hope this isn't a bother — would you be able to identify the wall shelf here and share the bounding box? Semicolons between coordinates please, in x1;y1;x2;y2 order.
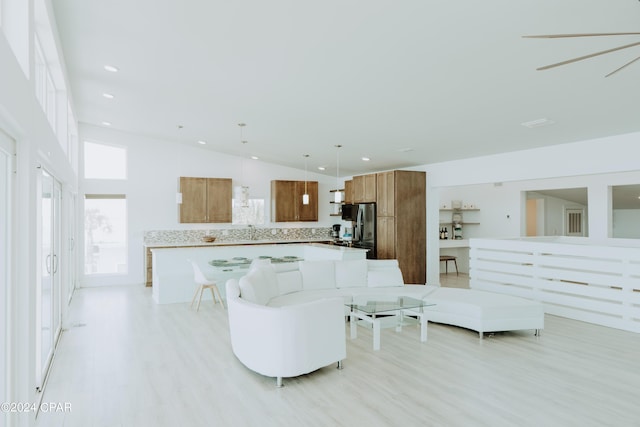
440;222;480;225
329;189;345;216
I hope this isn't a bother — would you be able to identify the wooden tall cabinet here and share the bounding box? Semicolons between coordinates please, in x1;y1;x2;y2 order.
375;170;426;284
271;180;318;222
179;177;232;223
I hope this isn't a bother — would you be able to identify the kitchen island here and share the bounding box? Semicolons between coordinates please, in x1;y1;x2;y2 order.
144;238;331;286
150;242;368;304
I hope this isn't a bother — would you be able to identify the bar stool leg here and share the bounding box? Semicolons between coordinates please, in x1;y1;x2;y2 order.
196;286;205;311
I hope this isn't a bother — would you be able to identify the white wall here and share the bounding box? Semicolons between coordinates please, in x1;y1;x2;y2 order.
424;133;640;284
1;25;77;427
80;124;343;286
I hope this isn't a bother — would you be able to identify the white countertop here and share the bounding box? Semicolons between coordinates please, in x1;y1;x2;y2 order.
439;239;469;248
148;241;368;253
144;238;332;248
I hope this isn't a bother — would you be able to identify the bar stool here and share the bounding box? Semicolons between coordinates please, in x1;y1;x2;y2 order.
188;259;223;311
440;255;458;275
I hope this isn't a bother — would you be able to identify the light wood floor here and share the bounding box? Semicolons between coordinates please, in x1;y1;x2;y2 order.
36;276;640;427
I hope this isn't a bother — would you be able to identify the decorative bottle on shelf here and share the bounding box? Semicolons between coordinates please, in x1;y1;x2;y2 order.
444;227;448;240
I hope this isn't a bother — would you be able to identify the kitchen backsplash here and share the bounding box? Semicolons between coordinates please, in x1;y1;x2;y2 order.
144;227;333;245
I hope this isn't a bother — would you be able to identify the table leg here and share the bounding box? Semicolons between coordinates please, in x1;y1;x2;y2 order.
372;314;380;351
350;311;357;340
412;307;428;342
420;312;428;342
396;310;403;332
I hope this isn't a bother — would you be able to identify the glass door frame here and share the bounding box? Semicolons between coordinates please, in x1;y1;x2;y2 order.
0;131;14;426
36;168;62;392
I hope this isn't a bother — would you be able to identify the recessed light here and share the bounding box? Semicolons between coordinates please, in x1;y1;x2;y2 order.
521;118;554;128
102;93;114;99
197;140;207;145
317;166;326;171
250;156;259;160
101;121;112;126
361;157;370;162
104;65;119;73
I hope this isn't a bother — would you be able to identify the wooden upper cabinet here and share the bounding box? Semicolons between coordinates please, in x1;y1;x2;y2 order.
297;181;318;221
206;178;233;222
353;173;377;203
376;171;395;217
179;177;232;223
344;180;353;204
271;180;318;222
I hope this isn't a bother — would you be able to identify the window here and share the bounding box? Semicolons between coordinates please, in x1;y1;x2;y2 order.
232;199;265;225
84;195;127;274
45;68;56;129
84;141;127;179
34;36;46;109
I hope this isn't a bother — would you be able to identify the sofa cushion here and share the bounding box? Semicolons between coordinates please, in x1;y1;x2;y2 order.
268;289;350;307
349;284;438;299
299;261;336;290
335;259;368;288
427;288;544;319
272;261;299;273
276;270;303;295
367;267;404;287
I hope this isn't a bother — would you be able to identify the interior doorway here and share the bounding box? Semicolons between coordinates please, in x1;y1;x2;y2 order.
525;198;545;236
565;208;586;237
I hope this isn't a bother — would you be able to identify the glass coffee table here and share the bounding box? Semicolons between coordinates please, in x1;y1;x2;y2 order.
345;296;435;351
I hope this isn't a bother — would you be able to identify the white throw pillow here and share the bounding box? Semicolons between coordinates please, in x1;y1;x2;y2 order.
238;273;260;304
251;264;279;300
335;259;368;288
299;261;336;290
239;267;278;305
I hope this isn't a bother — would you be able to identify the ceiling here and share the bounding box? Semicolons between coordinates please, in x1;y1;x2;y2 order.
51;0;640;177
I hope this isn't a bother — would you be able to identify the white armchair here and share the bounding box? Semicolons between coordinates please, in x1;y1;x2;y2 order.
226;278;346;387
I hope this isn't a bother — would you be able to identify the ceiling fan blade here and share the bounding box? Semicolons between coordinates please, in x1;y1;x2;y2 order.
605;55;640;77
537;41;640;71
523;32;640;39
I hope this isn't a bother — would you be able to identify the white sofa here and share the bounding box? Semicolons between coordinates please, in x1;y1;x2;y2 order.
225;258;545;385
225;259;435;386
241;258;437;309
226;277;345;387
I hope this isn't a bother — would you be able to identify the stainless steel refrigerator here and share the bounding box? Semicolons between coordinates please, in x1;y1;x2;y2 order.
350;202;376;259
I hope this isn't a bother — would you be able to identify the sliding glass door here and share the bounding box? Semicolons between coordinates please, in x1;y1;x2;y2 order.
37;169;62;391
0;131;13;425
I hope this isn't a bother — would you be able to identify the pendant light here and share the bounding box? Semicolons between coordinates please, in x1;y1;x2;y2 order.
334;145;342;203
302;154;310;205
235;123;250;207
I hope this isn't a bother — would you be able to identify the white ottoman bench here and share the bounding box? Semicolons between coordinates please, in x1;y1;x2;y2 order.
423;287;544;339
